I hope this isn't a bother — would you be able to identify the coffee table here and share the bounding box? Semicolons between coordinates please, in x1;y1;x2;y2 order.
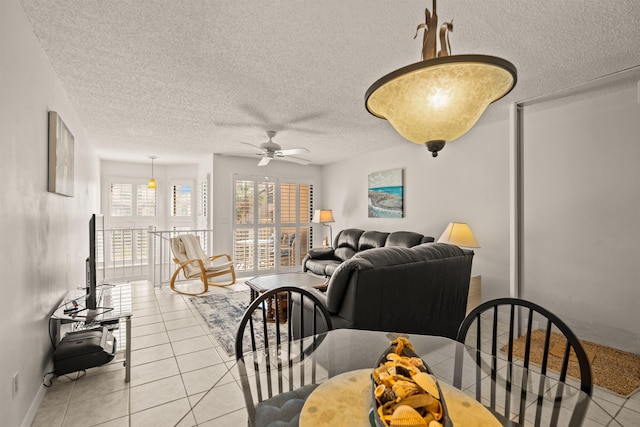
245;272;329;323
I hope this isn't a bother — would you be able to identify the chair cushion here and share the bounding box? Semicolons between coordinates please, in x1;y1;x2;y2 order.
254;383;319;427
180;234;207;260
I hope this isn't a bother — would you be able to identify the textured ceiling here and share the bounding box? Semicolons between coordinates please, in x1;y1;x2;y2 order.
17;0;640;165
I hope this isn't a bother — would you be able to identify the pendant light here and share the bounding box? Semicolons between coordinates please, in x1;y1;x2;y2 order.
148;156;157;189
365;0;517;157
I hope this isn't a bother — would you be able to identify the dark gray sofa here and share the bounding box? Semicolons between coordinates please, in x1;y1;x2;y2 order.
293;243;474;340
302;228;435;277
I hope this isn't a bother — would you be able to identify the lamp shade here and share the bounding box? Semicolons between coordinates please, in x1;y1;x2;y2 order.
366;55;516;145
438;222;480;248
312;209;335;224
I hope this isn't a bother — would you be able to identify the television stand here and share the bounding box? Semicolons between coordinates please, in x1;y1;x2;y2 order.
51;283;132;382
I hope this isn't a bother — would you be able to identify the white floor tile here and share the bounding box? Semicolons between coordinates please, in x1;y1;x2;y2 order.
62;389;129;427
131;321;166;337
615;406;640;425
131;313;164;327
133;306;161;317
69;370;128;403
131;342;175;365
171;335;214;356
181;364;234;396
161;309;195;321
131;398;195;427
130;375;187;413
190;381;246;424
164;316;200;331
199;408;248;426
93;416;129;427
131;357;180;386
130;331;170;351
31;403;66;427
176;347;223;373
167;325;207;342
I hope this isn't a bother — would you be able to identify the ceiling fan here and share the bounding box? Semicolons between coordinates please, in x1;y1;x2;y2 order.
240;131;310;166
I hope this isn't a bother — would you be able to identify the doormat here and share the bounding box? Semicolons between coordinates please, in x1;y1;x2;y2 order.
505;329;640;396
189;290;287;357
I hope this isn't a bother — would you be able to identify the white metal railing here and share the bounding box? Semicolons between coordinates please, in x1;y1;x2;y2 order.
147;228;212;287
99;227;151;284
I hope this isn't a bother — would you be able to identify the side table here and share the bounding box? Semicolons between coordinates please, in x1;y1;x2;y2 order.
245;272;328;323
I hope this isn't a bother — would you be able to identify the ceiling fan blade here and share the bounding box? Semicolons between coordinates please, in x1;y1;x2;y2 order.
277;147;310;156
239;141;265;151
219;152;263;158
258;157;272;166
277;156;310;165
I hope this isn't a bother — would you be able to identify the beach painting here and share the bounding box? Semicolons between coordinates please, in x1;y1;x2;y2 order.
368;168;403;218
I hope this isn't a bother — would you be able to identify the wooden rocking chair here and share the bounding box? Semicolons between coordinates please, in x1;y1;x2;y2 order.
169;234;236;295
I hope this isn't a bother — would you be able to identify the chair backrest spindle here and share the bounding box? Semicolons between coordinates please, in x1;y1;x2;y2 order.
456;298;593;427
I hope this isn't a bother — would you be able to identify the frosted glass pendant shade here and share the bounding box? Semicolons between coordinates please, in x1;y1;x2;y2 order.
147;178;157;189
366;54;516;145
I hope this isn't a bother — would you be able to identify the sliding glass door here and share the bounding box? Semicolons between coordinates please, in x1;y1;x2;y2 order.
233;175;313;275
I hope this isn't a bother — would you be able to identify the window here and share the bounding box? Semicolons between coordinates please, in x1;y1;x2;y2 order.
171;184;192;217
233;175;313;274
107;179;158;267
136;184;157;216
110;183;133;216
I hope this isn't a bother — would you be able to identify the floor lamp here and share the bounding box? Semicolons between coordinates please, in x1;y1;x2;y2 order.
312;210;335;247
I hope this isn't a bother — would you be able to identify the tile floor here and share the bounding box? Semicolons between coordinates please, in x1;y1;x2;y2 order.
32;280;640;426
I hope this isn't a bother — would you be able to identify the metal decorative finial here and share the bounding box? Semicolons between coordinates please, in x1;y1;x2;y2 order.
414;0;453;60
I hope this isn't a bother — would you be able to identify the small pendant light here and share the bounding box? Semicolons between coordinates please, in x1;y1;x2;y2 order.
148;156;157;189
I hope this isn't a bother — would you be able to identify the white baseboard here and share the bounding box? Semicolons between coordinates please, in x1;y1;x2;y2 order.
20;362;54;427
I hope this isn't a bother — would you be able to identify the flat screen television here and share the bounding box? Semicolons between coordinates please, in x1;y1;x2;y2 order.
86;213;104;310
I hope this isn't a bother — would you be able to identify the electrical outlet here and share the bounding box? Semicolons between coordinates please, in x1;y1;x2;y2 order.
12;372;18;398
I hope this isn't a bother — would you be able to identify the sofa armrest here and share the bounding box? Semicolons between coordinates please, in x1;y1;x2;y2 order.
306;247;336;260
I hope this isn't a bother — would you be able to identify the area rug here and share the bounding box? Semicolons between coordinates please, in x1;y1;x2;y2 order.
189;290;287;357
505;329;640;396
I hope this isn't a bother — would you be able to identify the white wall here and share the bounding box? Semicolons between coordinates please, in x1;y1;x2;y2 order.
0;1;100;425
322;118;513;302
522;84;640;352
211;155;323;268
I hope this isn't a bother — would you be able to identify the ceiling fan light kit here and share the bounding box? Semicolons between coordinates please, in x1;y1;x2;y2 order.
365;0;517;157
240;130;311;166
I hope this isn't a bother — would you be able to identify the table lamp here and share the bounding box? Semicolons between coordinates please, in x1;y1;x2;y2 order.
312;209;335;247
437;222;480;248
438;222;481;314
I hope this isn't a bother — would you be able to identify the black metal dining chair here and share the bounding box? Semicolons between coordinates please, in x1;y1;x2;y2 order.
235;286;333;427
454;297;593;427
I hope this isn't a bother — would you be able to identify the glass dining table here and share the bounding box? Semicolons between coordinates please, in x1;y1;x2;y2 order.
179;328;621;426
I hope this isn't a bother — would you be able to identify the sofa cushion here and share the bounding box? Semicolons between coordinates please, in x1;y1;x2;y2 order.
335;229;364;249
304;258;339;276
385;231;425;248
358;231;389;251
324;262;341;277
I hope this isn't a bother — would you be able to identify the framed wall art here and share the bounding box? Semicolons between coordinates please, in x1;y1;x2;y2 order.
368;168;403;218
48;111;74;197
